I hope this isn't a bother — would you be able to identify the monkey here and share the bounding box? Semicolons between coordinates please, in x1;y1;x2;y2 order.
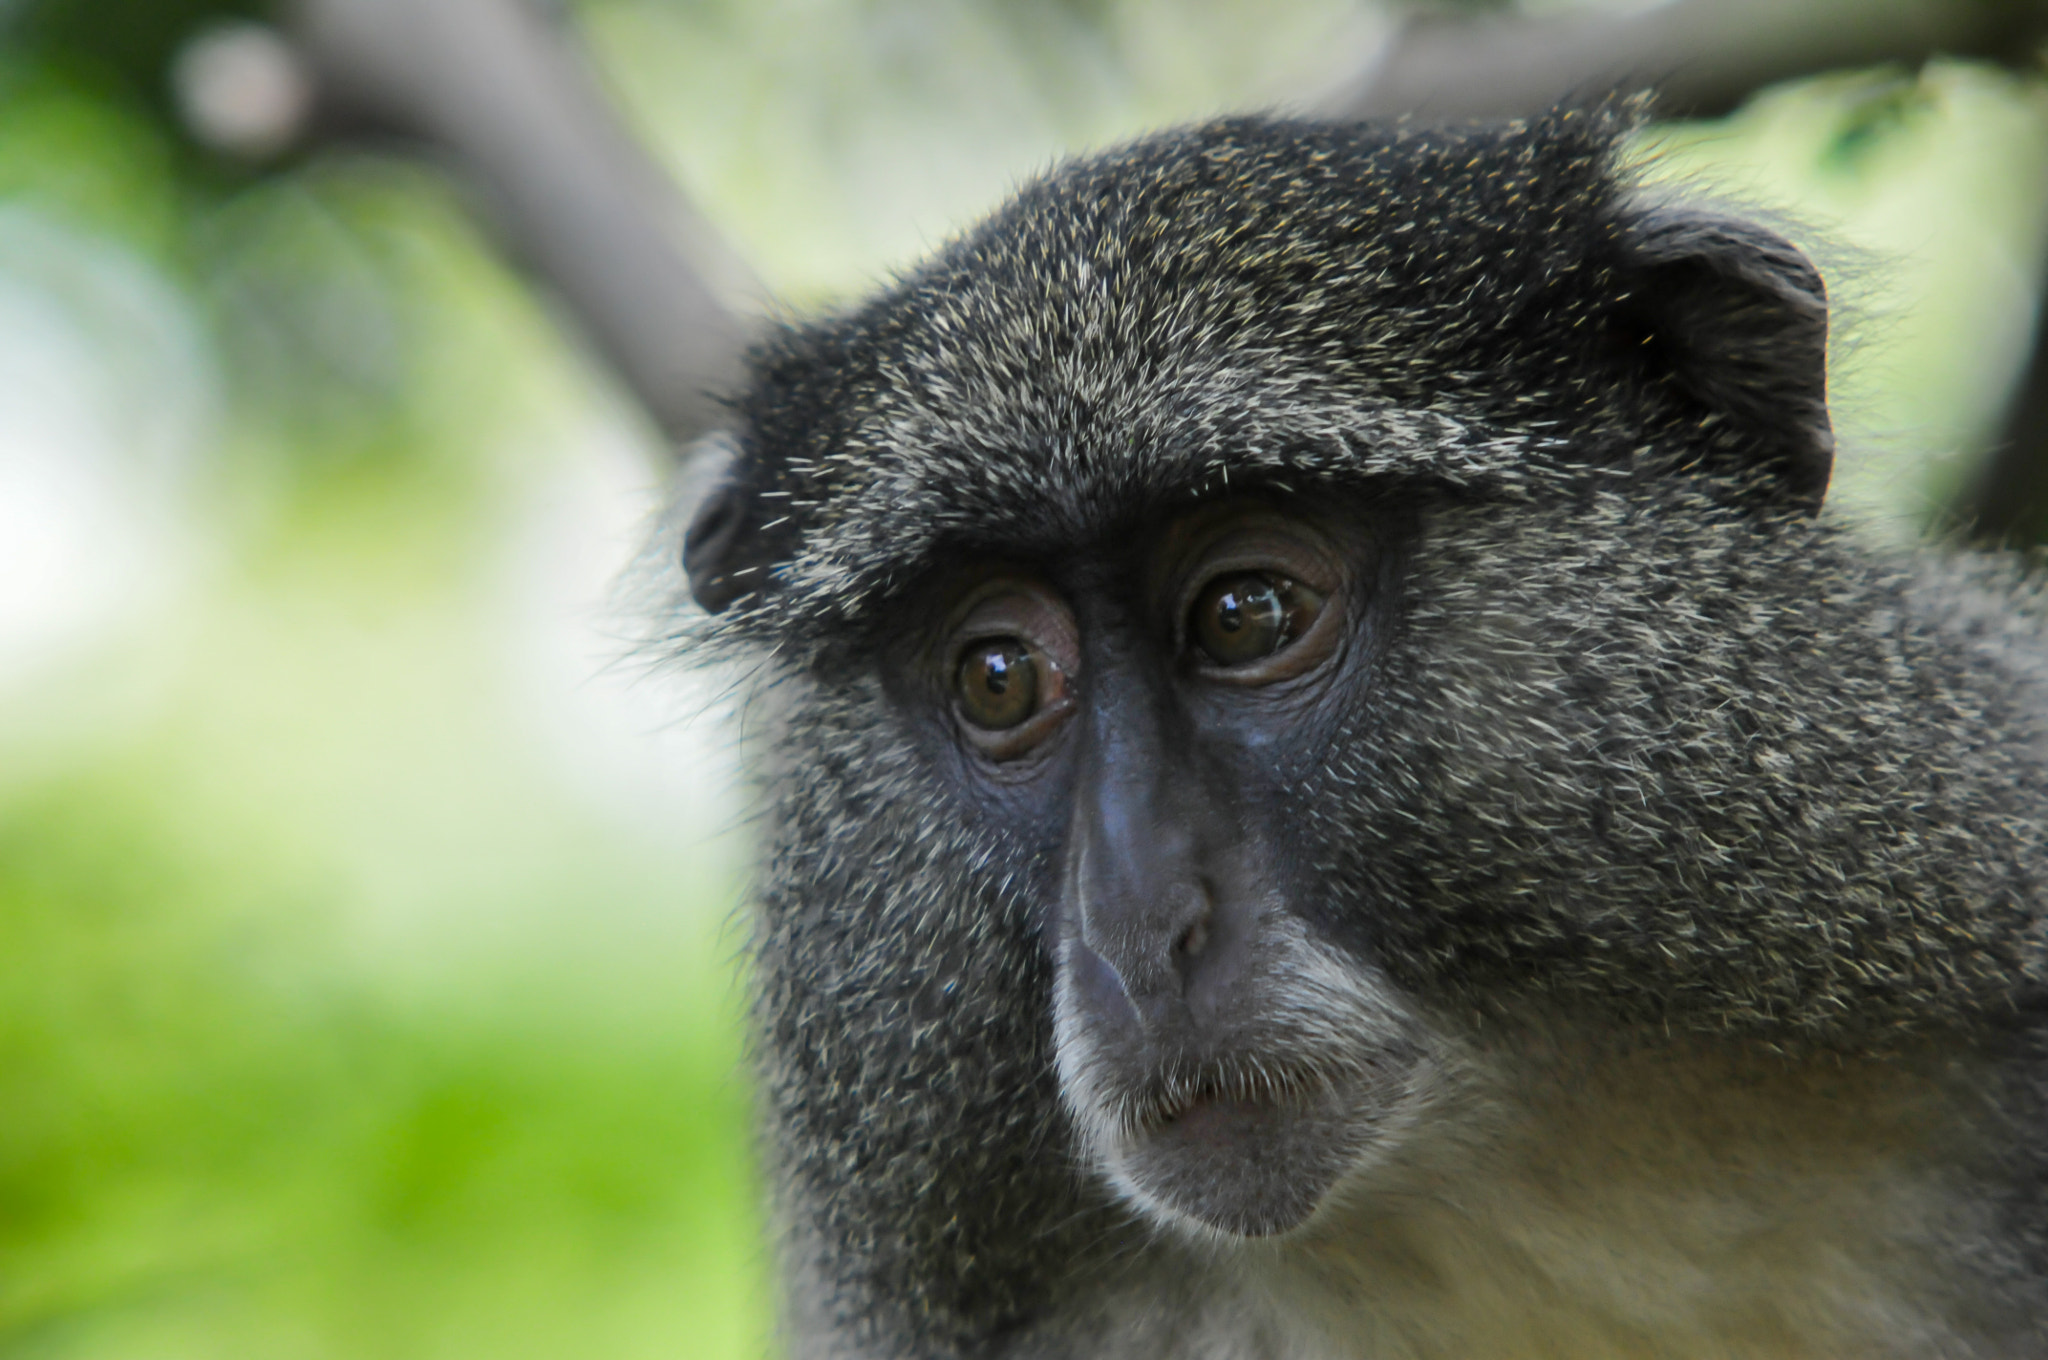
665;105;2048;1357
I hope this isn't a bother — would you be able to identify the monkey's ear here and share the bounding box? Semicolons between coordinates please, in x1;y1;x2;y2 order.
1614;206;1834;512
680;433;777;615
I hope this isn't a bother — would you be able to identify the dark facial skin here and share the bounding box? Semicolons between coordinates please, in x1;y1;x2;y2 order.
895;494;1425;1238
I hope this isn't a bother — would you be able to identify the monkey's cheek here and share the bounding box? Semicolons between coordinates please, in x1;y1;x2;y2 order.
1110;1081;1393;1239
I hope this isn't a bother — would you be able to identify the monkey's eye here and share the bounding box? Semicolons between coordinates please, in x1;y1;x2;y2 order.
940;579;1079;760
955;638;1041;730
1190;572;1325;667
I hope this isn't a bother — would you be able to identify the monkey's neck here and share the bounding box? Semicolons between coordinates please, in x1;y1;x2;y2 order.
1111;1029;2013;1359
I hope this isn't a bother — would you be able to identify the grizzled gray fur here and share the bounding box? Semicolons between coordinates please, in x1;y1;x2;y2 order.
664;107;2048;1357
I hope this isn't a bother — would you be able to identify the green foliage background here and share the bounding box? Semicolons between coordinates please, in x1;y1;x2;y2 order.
1;2;2046;1356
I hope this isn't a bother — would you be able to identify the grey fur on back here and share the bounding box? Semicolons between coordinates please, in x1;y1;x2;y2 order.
663;107;2048;1356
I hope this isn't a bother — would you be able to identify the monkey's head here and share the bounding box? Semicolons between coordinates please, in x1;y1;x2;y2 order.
673;110;2036;1263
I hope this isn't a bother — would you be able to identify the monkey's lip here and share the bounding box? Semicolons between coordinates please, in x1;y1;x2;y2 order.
1124;1067;1316;1135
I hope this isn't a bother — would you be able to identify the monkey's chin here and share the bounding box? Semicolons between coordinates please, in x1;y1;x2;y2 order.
1109;1079;1390;1239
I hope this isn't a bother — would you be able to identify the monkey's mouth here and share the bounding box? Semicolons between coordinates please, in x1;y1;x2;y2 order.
1104;1056;1413;1239
1120;1063;1326;1137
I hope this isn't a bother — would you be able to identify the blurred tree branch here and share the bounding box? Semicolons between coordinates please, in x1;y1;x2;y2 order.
286;0;757;448
1321;0;2048;120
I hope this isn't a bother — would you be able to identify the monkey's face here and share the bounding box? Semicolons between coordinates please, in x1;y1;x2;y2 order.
891;494;1429;1238
676;116;1865;1287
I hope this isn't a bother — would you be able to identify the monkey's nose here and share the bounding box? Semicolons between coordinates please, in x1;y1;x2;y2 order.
1064;721;1241;1028
1075;882;1224;1031
1067;938;1141;1030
